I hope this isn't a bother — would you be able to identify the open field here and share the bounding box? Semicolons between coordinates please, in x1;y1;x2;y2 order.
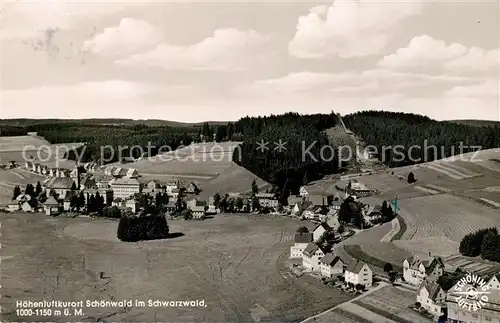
0;169;45;205
1;213;352;322
354;285;433;323
0;135;50;151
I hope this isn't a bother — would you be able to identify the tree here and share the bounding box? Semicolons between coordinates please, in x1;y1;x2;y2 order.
12;185;21;200
338;224;345;234
251;179;259;196
296;226;309;234
213;193;221;209
95;191;105;214
407;172;417;184
381;201;395;222
235;197;244;211
182;209;193;220
71;182;77;191
25;184;35;199
251;197;260;212
35;181;42;196
481;230;500;262
384;263;394;273
355;284;364;291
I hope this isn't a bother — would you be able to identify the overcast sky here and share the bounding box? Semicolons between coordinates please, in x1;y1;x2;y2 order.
0;0;498;122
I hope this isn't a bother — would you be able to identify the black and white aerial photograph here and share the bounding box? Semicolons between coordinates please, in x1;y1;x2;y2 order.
0;0;499;322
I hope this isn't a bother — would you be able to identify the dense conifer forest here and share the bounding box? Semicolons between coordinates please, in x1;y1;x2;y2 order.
344;111;500;168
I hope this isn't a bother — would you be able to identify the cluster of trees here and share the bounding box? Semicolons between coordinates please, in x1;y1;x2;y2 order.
25;123;198;164
117;213;170;242
344;111;500;168
13;182;44;206
232;112;340;193
87;192;105;214
69;192;86;212
375;201;396;224
459;227;500;262
338;196;364;229
0;125;27;136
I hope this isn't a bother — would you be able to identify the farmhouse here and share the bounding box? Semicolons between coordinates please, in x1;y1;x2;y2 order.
192;206;206;219
345;260;372;288
312;223;332;242
165;202;176;215
416;281;445;317
299;186;309;197
169;188;180;199
187;198;207;210
290;232;313;259
320;253;345;278
185;182;199;194
45;177;75;199
446;274;500;323
165;182;180;195
255;192;278;208
307;194;330;207
112;167;127;178
303;205;322;220
330;199;342;212
126;168;139;178
302;243;326;272
403;256;445;286
43;196;59;215
110;178;140;200
80;177;97;190
292;201;312;216
287;195;303;208
21;201;33;212
125;198;139;213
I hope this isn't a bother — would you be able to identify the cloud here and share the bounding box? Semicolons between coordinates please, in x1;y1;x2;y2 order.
1;0;144;40
445;79;499;98
115;28;272;71
288;0;423;58
81;18;164;57
237;70;471;97
379;35;500;74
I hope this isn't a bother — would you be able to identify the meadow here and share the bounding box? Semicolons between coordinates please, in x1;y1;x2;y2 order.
1;213;351;322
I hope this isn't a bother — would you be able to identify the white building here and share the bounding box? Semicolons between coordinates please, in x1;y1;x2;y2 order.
290;232;313;259
192;206;206;219
44;196;59;215
125;198;139;213
255;193;279;208
299;186;309;197
7;201;19;212
403;256;445;286
45;177;75;200
302;243;325;272
312;223;332;242
165;182;179;195
126;168;139;178
345;260;372;288
446;274;500;323
320;253;345;278
416;281;445;317
110;178;140;200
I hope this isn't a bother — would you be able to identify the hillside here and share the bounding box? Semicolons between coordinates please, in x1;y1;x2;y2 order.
0;118;228;128
446;119;500;127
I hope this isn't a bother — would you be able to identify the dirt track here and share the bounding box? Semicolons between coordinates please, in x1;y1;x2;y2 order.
1;213;350;322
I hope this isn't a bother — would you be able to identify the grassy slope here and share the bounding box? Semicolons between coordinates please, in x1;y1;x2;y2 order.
446;119;500;127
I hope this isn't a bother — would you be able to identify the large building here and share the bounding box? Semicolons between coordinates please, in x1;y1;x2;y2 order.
302;243;326;272
110;178;141;199
320;253;345;278
45;177;75;199
255;192;279;208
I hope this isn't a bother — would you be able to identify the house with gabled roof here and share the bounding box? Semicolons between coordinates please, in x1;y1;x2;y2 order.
292;200;312;216
299;186;309;197
45;177;75;200
302;243;326;272
345;260;372;288
21;201;33;212
185;182;199;194
290;232;313;259
320;253;345;278
126;168;139;178
312;222;333;242
403;256;445;286
417;281;445;317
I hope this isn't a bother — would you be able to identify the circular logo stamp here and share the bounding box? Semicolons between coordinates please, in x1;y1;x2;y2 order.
454;273;491;311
